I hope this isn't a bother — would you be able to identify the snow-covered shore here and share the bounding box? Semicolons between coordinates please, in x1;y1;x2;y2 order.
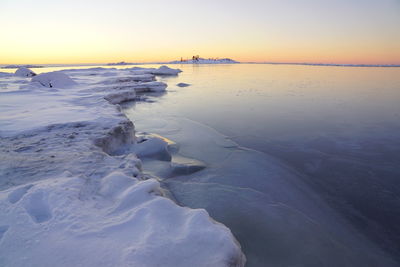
0;66;245;267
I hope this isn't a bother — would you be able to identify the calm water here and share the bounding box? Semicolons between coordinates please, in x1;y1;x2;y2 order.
123;64;400;266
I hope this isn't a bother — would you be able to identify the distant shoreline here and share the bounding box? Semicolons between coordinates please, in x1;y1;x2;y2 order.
244;62;400;68
1;62;399;69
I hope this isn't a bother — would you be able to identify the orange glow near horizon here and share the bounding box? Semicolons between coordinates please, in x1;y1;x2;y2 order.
1;0;399;65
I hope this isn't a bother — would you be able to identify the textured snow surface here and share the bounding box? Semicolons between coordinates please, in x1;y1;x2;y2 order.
126;65;182;76
0;66;245;267
31;71;77;88
0;172;244;267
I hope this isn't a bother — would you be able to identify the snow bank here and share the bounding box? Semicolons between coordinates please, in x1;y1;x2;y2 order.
31;71;76;88
126;65;182;76
15;67;36;77
133;134;174;161
0;171;245;267
151;65;182;75
0;66;245;267
101;74;156;84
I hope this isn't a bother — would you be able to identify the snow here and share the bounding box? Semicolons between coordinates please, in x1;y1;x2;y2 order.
151;65;182;75
126;65;182;76
133;134;175;161
0;172;244;267
31;71;77;88
14;67;36;77
0;66;245;267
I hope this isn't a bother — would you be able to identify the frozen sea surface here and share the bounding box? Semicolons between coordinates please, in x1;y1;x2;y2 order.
123;64;400;266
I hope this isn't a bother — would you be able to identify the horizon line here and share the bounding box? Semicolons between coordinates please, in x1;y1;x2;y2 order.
1;61;400;68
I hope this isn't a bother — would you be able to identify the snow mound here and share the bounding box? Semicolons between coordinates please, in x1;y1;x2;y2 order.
15;67;36;77
151;65;182;75
31;71;76;88
126;66;182;76
0;172;245;267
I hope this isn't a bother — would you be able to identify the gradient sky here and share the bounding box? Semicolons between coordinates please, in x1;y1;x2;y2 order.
0;0;399;64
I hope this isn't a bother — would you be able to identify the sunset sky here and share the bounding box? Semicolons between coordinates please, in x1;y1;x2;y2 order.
1;0;399;64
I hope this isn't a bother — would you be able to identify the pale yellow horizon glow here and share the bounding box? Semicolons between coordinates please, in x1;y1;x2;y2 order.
1;0;399;65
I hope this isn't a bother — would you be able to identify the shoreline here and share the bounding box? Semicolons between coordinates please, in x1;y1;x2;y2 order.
0;66;246;267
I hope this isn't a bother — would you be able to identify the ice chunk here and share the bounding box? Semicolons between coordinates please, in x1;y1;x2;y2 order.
134;134;174;161
135;81;168;92
126;66;182;76
151;65;182;76
15;67;36;77
104;90;136;104
170;155;206;176
31;71;76;88
94;120;136;155
177;82;191;87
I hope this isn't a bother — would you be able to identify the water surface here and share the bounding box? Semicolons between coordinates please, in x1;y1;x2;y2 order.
124;64;400;266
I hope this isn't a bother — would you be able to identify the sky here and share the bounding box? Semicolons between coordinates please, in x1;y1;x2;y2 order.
0;0;399;64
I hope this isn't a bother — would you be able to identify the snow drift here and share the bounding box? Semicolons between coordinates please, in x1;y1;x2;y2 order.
15;67;36;77
31;71;77;88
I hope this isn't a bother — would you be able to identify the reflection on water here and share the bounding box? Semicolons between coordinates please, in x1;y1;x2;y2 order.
124;64;400;266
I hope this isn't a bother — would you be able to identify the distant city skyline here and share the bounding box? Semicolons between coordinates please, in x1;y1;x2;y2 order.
1;0;399;64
